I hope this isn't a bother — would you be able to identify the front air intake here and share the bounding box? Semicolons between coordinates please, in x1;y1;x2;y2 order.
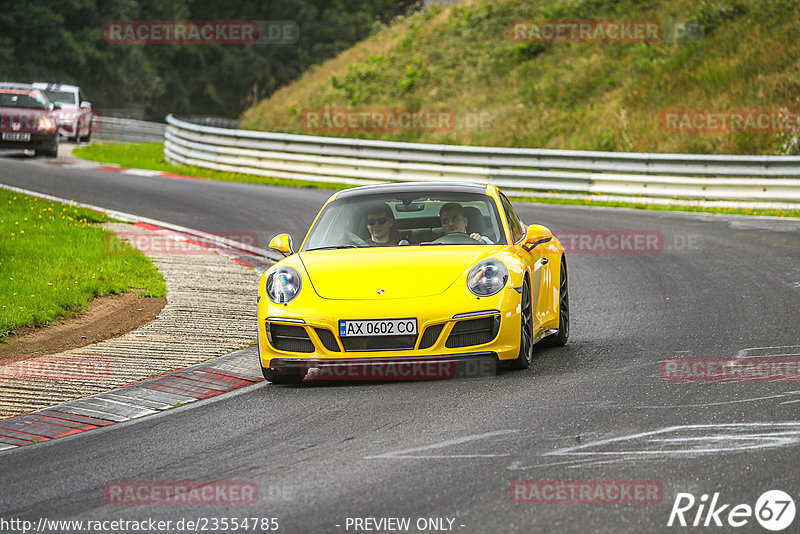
418;324;445;350
315;328;340;352
266;323;314;353
445;315;500;348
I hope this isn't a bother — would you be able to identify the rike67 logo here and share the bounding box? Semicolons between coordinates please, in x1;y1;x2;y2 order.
668;490;796;531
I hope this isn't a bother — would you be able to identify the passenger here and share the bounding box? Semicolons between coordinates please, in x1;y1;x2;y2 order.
365;204;401;246
439;203;492;243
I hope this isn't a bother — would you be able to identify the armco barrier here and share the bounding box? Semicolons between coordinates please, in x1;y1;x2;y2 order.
93;116;166;143
162;114;800;206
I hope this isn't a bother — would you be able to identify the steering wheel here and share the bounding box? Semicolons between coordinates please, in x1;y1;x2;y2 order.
344;231;370;247
432;232;480;245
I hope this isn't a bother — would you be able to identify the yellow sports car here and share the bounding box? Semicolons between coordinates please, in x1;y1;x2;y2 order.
257;182;568;383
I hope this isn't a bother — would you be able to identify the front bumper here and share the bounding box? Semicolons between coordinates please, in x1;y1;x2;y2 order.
257;285;524;368
58;124;76;137
270;352;499;380
0;131;58;151
57;118;80;138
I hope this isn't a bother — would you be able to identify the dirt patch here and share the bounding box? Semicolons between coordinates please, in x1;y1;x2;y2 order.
0;292;166;363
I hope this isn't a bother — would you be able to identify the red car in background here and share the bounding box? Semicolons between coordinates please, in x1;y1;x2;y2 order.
33;83;93;142
0;83;59;157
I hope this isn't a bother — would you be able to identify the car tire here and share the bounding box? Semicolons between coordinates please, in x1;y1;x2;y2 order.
509;276;534;370
80;121;92;143
260;363;305;384
68;121;78;142
37;139;59;158
538;256;569;348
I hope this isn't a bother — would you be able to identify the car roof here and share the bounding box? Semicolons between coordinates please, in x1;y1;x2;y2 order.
0;82;38;91
32;82;80;92
336;181;490;200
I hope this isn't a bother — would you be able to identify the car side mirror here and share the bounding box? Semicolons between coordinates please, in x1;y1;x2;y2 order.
80;101;91;109
268;233;294;256
52;103;62;110
524;225;553;249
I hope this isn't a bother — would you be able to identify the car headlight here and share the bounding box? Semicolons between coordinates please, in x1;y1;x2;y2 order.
467;259;508;297
266;267;302;304
37;116;55;131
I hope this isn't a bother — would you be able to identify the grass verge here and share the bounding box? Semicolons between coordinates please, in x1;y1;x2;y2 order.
74;142;800;218
73;142;347;191
240;0;800;156
0;188;166;340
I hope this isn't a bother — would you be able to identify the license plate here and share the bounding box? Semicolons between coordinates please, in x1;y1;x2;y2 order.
2;132;31;141
339;318;417;337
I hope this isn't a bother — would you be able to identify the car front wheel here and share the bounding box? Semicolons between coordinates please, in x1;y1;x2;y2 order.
509;277;533;370
538;256;569;348
36;138;59;158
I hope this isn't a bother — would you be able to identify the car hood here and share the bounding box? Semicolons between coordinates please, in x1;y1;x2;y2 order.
298;246;500;300
0;108;48;129
0;107;48;118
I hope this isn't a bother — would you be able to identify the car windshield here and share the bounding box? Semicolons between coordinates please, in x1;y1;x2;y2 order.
42;90;77;106
302;191;507;250
0;90;48;110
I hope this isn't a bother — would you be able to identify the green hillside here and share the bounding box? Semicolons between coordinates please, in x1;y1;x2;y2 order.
240;0;800;155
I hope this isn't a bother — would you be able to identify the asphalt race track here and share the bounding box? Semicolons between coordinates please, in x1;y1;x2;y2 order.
2;155;800;533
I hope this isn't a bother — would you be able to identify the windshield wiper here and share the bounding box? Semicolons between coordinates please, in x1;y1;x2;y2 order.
305;245;361;251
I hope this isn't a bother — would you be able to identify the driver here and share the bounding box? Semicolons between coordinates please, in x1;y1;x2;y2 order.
439;203;492;244
365;203;401;246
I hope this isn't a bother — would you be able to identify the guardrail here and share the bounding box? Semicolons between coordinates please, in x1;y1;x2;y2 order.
163;114;800;207
93;116;166;143
179;117;240;129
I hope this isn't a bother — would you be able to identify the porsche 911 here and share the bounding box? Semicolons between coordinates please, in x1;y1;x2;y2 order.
257;182;568;383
